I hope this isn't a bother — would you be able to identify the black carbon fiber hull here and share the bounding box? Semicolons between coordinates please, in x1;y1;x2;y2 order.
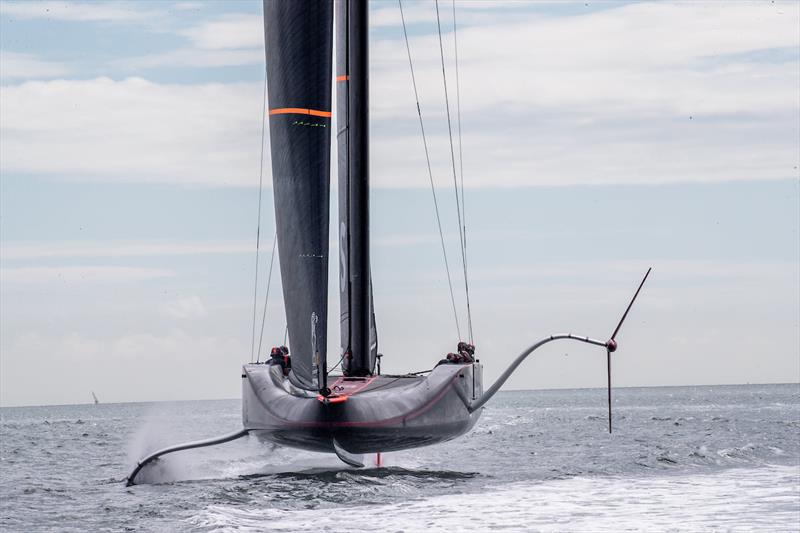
242;363;483;454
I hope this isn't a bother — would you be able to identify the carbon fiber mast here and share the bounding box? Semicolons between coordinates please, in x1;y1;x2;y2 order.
338;0;376;377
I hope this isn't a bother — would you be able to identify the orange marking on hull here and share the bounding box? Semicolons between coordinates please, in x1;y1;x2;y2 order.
328;395;348;404
269;107;332;118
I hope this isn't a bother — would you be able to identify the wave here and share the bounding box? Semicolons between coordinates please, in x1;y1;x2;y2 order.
187;465;800;532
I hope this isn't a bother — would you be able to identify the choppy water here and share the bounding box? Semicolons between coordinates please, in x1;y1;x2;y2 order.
1;384;798;532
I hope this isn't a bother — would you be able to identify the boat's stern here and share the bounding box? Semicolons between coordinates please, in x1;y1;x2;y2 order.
241;360;484;454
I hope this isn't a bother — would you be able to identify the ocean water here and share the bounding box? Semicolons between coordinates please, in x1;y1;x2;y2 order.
1;384;798;532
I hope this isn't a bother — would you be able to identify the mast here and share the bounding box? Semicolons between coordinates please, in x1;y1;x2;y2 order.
337;0;375;376
263;0;334;390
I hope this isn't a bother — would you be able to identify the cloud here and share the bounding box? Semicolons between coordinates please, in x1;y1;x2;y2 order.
0;257;796;405
117;14;264;70
370;2;798;186
180;13;263;50
1;329;244;405
0;77;264;186
370;2;799;118
0;266;174;284
1;240;254;260
174;2;204;11
372;0;530;29
161;296;208;319
110;12;263;71
0;51;72;81
118;48;263;70
0;237;445;261
372;121;797;187
1;2;797;187
0;1;162;24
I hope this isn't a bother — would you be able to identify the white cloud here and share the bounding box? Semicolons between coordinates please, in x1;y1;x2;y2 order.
373;122;797;187
0;266;174;284
161;296;208;320
118;48;263;69
180;14;263;50
368;2;799;186
117;13;264;69
1;329;244;405
375;258;800;389
174;2;204;11
115;13;264;70
0;258;796;405
0;51;72;81
1;2;797;187
372;0;528;28
0;1;162;23
370;2;799;118
1;240;254;260
0;77;264;186
0;237;443;261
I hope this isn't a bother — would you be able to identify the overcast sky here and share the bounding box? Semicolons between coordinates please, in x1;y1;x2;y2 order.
1;0;798;407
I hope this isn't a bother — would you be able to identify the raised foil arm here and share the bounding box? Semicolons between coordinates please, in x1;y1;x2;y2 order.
468;334;610;413
126;429;250;486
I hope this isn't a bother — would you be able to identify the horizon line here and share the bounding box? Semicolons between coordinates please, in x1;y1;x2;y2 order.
2;381;797;409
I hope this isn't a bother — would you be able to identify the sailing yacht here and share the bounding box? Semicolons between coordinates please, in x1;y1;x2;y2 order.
127;0;649;485
241;0;482;460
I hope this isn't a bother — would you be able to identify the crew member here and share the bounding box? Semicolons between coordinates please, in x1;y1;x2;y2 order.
279;345;291;372
269;346;291;375
457;341;476;363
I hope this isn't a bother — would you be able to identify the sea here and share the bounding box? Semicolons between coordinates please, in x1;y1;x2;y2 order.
1;384;798;532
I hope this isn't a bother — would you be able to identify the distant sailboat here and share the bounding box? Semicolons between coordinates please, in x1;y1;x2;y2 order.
91;392;99;405
127;0;650;486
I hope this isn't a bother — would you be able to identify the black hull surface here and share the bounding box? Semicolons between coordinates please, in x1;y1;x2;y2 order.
242;363;483;454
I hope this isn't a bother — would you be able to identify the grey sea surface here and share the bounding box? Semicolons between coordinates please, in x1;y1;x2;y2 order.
1;384;798;532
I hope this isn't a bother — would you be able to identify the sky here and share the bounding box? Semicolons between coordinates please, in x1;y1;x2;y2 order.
1;0;798;407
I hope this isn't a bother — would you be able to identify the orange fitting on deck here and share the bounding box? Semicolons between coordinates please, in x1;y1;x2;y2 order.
318;394;348;404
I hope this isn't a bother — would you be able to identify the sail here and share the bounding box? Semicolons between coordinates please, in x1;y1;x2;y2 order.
337;0;377;375
336;0;351;367
264;0;334;389
369;276;378;364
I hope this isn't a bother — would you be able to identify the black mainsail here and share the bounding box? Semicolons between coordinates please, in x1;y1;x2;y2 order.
337;0;377;376
264;0;334;389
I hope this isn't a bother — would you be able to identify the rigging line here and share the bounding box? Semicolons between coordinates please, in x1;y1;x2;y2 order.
328;353;345;374
451;0;473;344
354;376;403;394
250;67;269;364
399;0;461;341
404;368;434;376
256;231;278;363
435;0;470;343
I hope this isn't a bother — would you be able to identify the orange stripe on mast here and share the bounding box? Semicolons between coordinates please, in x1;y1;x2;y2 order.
269;107;332;118
336;74;348;82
